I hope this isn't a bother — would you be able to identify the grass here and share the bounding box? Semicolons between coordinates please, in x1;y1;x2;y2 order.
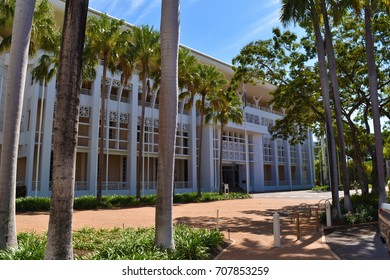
16;192;251;212
0;225;225;260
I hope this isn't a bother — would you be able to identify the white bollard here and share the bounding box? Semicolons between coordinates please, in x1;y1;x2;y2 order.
326;202;332;227
273;212;281;247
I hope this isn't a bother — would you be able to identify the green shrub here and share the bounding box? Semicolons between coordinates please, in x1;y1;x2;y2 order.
174;193;199;204
349;193;379;207
342;205;377;225
312;185;330;192
139;194;156;205
16;197;50;212
174;192;251;203
0;225;224;260
172;224;224;260
0;232;46;260
338;193;379;225
73;195;103;210
16;192;251;212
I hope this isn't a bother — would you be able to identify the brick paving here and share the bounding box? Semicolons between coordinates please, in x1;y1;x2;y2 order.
16;196;337;260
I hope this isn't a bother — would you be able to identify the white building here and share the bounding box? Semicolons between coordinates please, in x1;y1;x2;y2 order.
0;0;315;197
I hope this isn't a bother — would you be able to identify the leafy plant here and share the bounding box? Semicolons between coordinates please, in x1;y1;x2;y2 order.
0;232;46;260
312;185;330;192
342;205;376;225
15;197;51;212
0;225;224;260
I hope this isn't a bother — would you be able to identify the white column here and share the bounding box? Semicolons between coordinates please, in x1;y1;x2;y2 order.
307;131;316;186
189;103;197;191
128;74;139;195
272;139;279;188
87;67;102;195
252;134;264;192
297;143;303;186
25;86;39;196
321;137;328;185
244;124;250;193
201;124;215;192
40;79;56;197
286;141;292;191
105;79;113;189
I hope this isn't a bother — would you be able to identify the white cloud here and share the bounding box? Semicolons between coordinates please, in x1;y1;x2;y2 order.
132;0;161;25
224;8;281;52
263;0;281;9
89;0;148;20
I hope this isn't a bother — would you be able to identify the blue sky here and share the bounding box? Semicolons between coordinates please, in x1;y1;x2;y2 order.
88;0;301;65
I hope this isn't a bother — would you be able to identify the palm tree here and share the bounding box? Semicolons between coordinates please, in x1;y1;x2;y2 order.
155;0;180;250
0;0;35;251
180;64;226;195
320;0;352;211
44;0;89;259
0;0;14;34
206;87;243;194
178;48;199;93
133;25;160;199
115;30;136;101
347;0;389;205
86;14;127;202
45;0;88;259
0;0;58;55
281;0;342;220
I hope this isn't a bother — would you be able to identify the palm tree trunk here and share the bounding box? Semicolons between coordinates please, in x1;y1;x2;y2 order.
364;4;386;205
44;0;89;259
320;0;352;211
97;54;108;202
155;0;179;250
0;0;35;250
137;68;148;199
312;7;341;220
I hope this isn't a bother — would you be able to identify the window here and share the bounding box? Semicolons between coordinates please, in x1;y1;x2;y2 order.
263;138;273;162
277;140;285;163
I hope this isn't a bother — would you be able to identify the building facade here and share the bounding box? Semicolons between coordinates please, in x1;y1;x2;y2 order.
0;2;315;198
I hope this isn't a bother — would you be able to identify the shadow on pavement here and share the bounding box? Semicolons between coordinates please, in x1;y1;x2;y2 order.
324;223;390;260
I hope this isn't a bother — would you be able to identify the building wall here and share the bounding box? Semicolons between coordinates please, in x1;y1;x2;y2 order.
0;14;315;198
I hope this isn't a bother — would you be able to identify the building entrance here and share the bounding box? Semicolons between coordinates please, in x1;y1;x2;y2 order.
222;165;239;190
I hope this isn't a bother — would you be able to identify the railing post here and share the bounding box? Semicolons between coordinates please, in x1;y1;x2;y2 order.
315;207;319;232
326;201;332;227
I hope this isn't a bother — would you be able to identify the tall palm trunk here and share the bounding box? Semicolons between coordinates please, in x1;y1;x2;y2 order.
320;0;352;211
137;67;148;199
155;0;179;249
364;4;386;205
45;0;89;259
0;0;35;250
312;7;341;220
97;53;108;202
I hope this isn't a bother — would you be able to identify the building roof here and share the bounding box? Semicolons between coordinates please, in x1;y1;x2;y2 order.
50;0;276;104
